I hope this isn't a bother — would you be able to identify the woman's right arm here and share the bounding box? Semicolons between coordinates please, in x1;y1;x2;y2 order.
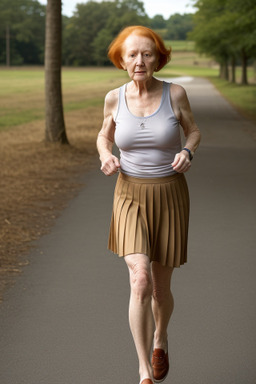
96;89;120;176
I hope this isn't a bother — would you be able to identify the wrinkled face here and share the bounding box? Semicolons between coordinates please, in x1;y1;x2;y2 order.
121;34;159;81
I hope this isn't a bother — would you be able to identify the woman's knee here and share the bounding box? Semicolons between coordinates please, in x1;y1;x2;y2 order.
126;255;152;302
132;269;152;301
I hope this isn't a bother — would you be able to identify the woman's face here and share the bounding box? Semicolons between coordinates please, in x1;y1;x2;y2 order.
121;34;159;82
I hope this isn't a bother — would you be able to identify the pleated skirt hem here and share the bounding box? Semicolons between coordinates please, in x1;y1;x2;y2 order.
108;172;190;268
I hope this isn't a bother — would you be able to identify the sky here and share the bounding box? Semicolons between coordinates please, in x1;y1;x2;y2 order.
39;0;196;18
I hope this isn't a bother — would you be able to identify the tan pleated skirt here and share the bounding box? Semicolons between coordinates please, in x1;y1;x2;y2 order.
108;172;190;268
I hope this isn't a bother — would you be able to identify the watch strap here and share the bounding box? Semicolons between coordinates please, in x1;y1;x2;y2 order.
183;147;193;160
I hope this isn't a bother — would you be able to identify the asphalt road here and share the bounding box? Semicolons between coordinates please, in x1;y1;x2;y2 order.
0;78;256;384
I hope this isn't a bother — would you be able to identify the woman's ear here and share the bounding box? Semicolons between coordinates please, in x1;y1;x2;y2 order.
120;58;127;70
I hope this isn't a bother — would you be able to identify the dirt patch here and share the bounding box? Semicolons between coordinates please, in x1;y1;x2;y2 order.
0;107;101;301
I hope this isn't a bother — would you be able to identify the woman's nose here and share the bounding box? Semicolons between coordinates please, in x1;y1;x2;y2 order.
136;54;144;66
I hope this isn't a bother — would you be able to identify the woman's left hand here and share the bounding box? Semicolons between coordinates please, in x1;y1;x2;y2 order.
171;151;191;173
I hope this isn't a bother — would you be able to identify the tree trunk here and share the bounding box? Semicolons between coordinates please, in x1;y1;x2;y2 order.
6;24;10;67
219;63;225;79
45;0;68;144
220;61;229;80
241;49;248;85
231;56;236;84
219;64;222;78
224;61;229;81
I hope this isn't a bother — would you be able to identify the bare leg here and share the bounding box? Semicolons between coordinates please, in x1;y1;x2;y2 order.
151;262;174;350
125;253;154;382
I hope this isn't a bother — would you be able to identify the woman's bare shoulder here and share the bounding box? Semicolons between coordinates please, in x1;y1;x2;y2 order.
170;83;187;101
105;87;120;107
104;86;122;119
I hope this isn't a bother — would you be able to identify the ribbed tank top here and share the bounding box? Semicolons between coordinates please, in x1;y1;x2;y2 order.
114;81;181;178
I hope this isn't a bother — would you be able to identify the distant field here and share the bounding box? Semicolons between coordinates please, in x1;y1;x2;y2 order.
163;50;219;78
0;67;128;131
0;48;255;131
165;40;195;51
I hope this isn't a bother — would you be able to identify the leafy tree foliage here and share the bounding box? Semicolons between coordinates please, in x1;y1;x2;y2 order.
91;28;114;66
0;0;194;67
0;0;45;65
150;15;167;30
166;13;194;40
190;0;256;84
62;0;149;66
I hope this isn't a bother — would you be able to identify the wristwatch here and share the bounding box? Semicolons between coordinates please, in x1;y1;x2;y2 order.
183;147;194;161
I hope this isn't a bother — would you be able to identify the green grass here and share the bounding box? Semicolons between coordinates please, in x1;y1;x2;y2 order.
0;56;255;131
207;77;256;122
162;50;220;77
165;40;195;51
161;65;219;78
0;108;43;128
64;98;104;112
0;67;128;131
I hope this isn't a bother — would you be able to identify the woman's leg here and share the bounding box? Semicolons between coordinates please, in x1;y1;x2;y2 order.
151;262;174;350
124;253;154;382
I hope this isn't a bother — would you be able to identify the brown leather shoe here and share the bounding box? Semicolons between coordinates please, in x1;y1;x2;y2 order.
140;380;153;384
151;348;169;383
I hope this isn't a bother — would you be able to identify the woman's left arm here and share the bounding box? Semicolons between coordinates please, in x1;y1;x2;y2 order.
171;84;201;173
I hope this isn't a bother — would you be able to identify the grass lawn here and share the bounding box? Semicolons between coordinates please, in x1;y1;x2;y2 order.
0;67;128;131
209;77;256;122
0;49;255;131
165;40;195;51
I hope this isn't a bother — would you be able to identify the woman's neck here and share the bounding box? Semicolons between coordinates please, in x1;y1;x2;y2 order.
129;77;160;96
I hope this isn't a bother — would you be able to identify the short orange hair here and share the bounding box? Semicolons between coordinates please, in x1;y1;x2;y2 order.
108;26;171;72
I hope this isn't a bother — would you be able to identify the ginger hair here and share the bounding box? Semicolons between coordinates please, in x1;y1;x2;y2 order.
108;25;171;72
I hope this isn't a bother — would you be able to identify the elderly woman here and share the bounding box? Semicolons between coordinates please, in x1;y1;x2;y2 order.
97;26;201;384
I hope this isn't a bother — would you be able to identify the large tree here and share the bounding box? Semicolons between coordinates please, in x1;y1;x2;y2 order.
150;15;167;30
190;0;256;84
45;0;68;143
166;13;194;40
62;0;149;66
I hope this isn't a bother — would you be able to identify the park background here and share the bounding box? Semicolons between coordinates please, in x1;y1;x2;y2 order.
0;0;255;299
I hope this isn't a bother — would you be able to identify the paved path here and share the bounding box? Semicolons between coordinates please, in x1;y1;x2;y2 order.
0;78;256;384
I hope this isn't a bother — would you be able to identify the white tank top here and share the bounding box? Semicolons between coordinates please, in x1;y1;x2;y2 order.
114;81;181;178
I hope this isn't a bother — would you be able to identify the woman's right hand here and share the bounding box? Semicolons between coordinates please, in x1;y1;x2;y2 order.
100;155;120;176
